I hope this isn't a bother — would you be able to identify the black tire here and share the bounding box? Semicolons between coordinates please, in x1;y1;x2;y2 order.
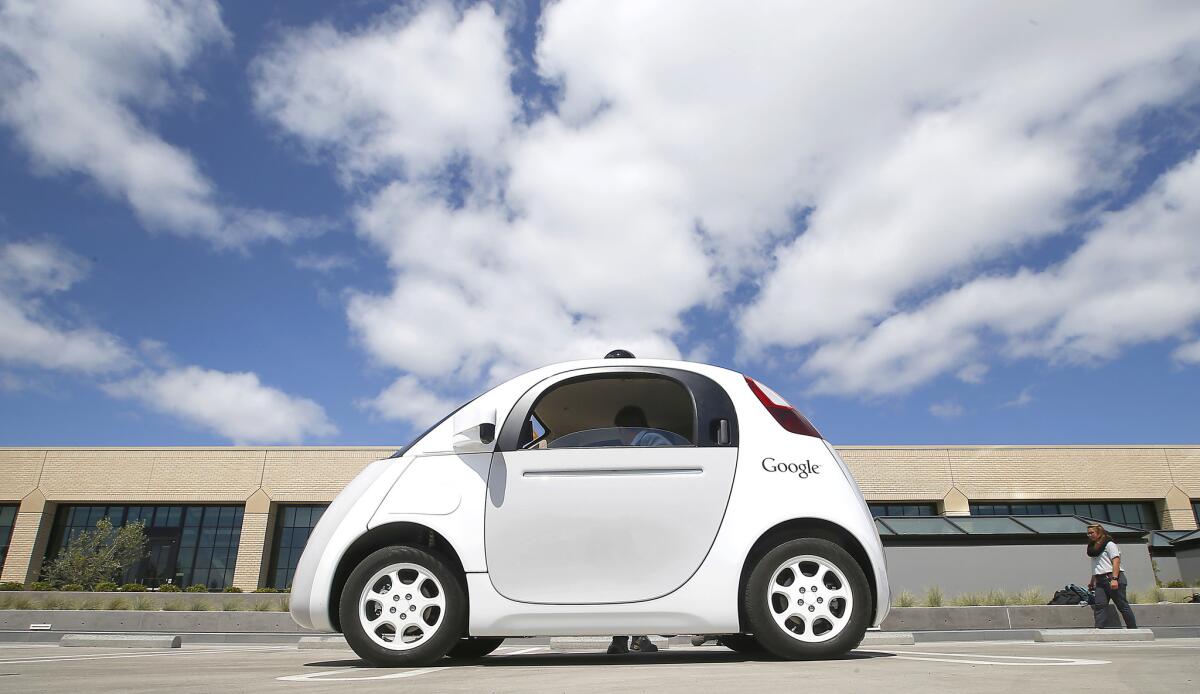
719;633;764;654
743;538;870;660
339;545;467;667
445;636;505;659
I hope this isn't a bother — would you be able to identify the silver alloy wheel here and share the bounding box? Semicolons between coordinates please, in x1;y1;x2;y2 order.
358;562;447;651
767;554;854;643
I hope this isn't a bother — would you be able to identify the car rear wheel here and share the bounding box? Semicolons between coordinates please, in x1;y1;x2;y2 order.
743;538;870;660
340;545;466;667
445;636;505;659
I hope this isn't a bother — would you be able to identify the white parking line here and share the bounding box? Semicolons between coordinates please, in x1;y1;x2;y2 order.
0;645;290;666
880;649;1108;666
276;645;548;683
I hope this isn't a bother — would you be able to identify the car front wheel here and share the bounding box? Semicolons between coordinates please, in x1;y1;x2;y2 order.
743;538;870;660
339;545;466;667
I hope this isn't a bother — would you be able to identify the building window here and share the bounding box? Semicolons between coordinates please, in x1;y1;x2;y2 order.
970;501;1159;530
1193;500;1199;525
45;505;244;589
0;505;17;572
868;503;937;517
268;505;326;589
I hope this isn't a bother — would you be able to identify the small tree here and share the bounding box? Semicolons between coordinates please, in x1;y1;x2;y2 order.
43;518;147;589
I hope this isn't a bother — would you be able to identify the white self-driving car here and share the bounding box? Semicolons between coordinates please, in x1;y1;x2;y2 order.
290;353;889;666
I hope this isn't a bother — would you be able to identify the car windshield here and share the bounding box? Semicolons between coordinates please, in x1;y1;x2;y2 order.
388;396;477;458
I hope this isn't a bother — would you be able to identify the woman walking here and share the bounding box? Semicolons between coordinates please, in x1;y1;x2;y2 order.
1086;523;1137;629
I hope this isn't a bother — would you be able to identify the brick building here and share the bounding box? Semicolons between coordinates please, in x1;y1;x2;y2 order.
1;445;1198;590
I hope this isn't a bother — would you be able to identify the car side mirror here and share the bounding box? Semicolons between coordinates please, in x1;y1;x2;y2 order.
452;404;497;454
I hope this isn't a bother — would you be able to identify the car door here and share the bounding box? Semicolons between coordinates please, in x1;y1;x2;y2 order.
484;366;738;604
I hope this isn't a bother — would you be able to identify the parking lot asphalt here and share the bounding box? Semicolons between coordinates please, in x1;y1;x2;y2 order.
1;639;1197;693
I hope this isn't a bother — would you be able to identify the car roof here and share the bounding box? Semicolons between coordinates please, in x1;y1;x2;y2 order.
515;357;742;383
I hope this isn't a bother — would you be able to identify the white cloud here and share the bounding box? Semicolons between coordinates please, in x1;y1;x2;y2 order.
105;366;337;444
0;240;131;373
930;400;964;419
363;374;458;428
802;152;1200;396
293;253;354;274
251;2;1200;408
1002;387;1034;408
1175;340;1200;365
0;0;319;248
956;363;989;385
251;2;517;182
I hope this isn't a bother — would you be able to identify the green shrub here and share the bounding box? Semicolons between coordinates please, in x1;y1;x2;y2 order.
221;601;239;611
94;581;119;592
158;583;182;592
893;590;916;608
1126;590;1142;604
189;600;210;611
252;587;279;593
1147;587;1167;603
43;518;147;590
41;596;71;610
132;596;153;610
185;584;207;593
119;583;148;592
223;586;243;593
1013;587;1046;605
77;598;100;610
162;601;183;611
9;596;33;610
60;583;85;592
0;582;25;591
252;601;272;611
106;598;131;610
277;598;290;612
1166;580;1186;588
923;586;944;607
28;581;53;591
950;592;984;607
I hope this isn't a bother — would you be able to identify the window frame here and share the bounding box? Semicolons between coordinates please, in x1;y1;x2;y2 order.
969;500;1159;530
267;504;327;590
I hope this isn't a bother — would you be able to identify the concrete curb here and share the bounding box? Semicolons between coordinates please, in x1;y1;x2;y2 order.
861;632;915;646
0;610;311;634
298;635;349;650
1034;628;1155;642
881;604;1200;631
60;634;181;648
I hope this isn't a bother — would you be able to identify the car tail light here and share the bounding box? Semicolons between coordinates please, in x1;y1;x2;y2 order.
744;376;822;439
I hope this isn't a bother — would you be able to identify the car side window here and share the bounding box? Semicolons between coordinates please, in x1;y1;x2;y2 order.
517;374;696;450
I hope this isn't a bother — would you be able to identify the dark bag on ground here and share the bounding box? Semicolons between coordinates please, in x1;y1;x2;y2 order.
1187;593;1200;604
1048;584;1093;605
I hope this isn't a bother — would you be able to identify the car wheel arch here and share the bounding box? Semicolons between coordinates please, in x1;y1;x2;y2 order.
737;518;876;633
329;522;467;632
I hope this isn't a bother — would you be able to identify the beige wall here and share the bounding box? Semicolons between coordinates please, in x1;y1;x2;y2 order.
1;445;1198;586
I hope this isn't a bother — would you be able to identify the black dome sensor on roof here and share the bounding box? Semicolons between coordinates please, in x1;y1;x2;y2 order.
605;349;635;359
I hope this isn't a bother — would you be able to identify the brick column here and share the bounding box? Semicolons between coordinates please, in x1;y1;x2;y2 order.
1161;486;1199;530
0;492;55;584
941;486;970;516
231;489;272;591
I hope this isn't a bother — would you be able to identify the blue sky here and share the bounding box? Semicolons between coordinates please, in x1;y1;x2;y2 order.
2;1;1199;447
